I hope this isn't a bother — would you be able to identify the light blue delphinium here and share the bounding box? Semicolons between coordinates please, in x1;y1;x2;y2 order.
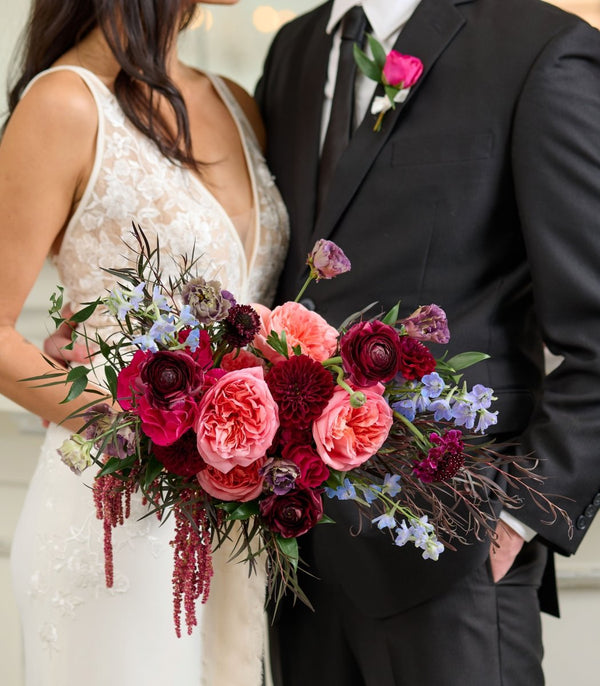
421;372;445;399
428;397;453;422
382;473;402;497
475;407;498;433
179;304;199;329
466;384;495;410
451;399;477;430
325;478;357;501
394;520;413;547
149;316;177;345
151;285;171;313
372;511;397;530
392;397;417;422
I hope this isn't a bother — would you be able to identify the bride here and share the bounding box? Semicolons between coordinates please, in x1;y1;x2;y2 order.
1;0;288;684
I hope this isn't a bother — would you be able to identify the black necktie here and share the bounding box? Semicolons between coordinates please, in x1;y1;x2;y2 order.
317;5;368;213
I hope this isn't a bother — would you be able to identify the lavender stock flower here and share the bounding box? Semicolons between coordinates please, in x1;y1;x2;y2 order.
401;304;450;344
307;239;351;281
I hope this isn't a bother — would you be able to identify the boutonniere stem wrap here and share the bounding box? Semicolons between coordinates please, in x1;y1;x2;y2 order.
354;35;424;132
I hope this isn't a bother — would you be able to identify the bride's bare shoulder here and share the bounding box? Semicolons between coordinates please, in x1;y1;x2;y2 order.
221;77;266;152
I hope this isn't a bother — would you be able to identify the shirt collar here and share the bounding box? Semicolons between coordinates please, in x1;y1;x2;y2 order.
326;0;423;43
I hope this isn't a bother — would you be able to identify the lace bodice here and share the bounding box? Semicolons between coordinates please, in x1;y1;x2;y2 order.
25;66;289;324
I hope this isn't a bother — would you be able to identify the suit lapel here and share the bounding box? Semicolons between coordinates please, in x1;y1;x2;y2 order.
312;0;470;243
291;9;333;243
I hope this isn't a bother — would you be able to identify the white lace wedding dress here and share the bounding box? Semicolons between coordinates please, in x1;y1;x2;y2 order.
10;66;289;686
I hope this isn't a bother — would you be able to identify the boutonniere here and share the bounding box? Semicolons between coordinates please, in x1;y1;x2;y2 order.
354;35;424;132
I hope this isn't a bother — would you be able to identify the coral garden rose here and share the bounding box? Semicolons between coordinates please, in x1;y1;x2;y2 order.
259;488;324;538
252;302;338;364
313;384;393;471
220;348;265;372
340;320;402;387
196;366;279;473
196;459;266;501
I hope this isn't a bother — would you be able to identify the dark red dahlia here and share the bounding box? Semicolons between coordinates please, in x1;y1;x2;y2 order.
223;304;261;347
266;354;335;429
397;336;436;380
153;429;206;477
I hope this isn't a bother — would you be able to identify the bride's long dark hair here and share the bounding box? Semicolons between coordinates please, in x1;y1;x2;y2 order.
6;0;198;168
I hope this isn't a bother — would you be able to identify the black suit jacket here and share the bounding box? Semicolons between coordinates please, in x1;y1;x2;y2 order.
256;0;600;617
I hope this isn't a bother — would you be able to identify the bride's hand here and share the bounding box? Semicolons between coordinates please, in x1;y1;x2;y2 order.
43;305;93;367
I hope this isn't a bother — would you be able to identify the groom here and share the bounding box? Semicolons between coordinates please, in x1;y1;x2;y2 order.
256;0;600;684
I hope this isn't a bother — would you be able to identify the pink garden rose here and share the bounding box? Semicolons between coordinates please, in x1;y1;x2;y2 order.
313;384;393;471
196;366;279;473
196;459;266;501
383;51;423;89
252;301;338;364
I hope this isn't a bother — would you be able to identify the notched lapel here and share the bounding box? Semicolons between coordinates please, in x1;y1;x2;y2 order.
313;0;467;242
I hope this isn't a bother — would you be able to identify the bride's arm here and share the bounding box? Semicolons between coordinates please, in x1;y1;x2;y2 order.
0;71;107;431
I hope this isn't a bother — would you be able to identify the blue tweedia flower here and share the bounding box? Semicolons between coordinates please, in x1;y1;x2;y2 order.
394;520;413;547
466;384;495;410
184;328;200;352
151;285;171;313
372;511;397;530
451;400;476;430
421;372;445;399
325;478;357;501
475;408;498;433
392;398;416;421
382;474;402;497
359;483;381;504
428;397;453;422
421;537;445;561
179;304;199;329
131;333;158;353
149;316;176;344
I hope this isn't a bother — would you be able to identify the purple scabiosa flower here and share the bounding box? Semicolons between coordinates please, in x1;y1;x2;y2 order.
260;458;301;496
307;239;351;280
223;304;261;347
181;277;232;323
401;304;450;344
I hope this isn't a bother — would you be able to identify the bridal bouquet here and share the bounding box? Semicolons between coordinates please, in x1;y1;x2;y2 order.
38;227;564;636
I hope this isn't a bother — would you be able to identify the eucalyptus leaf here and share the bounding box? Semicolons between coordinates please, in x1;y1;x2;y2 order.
368;33;387;71
276;536;299;571
445;351;490;371
353;44;381;82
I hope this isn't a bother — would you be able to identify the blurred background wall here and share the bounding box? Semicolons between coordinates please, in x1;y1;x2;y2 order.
1;1;599;684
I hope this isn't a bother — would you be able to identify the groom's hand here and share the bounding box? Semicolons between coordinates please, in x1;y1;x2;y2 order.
489;520;525;582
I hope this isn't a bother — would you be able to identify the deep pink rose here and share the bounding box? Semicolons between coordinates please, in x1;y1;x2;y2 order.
117;349;205;445
340;320;402;387
252;302;338;364
282;443;330;488
383;51;423;88
196;366;279;473
196;459;266;501
259;488;324;538
313;384;393;471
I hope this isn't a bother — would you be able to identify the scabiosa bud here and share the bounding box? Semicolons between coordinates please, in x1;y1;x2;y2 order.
181;277;232;323
223;304;261;347
307;239;351;280
401;304;450;344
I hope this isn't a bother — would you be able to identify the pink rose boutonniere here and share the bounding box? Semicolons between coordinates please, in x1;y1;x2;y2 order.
354;35;424;132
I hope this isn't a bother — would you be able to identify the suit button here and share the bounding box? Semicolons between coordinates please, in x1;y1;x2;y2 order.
585;504;596;518
576;515;588;531
299;297;316;311
593;493;600;507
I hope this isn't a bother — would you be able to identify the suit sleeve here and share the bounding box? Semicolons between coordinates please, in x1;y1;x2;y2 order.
510;20;600;555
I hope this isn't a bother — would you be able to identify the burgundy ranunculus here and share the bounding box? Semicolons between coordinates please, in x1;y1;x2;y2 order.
153;430;206;477
340;320;402;387
401;304;450;344
266;354;335;429
259;488;323;538
282;443;330;488
397;336;436;380
141;350;205;409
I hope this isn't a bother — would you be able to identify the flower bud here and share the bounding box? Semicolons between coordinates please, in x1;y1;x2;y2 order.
307;239;351;280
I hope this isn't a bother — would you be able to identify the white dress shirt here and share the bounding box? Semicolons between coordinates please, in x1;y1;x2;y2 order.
320;0;537;544
321;0;423;143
